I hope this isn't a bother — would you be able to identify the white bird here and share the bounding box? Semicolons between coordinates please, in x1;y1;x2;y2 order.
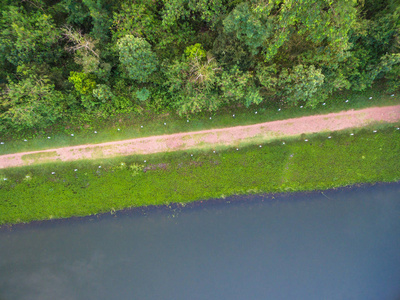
187;120;189;122
71;134;74;136
48;137;51;139
233;114;235;117
369;97;372;99
391;94;394;97
0;142;4;144
164;123;166;125
24;139;27;142
144;160;146;162
328;136;332;139
345;100;349;103
209;117;212;120
94;131;97;133
350;133;354;136
191;154;193;156
141;126;143;128
3;178;7;181
278;108;281;111
305;139;308;141
74;169;78;172
373;130;377;133
282;142;285;145
300;106;303;108
255;111;258;114
118;129;120;131
259;145;262;148
51;172;55;175
322;103;326;105
98;166;101;168
236;148;239;150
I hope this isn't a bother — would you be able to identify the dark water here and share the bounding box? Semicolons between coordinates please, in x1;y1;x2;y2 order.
1;183;400;300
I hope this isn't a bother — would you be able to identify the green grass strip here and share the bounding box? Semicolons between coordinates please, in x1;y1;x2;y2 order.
1;125;400;225
1;84;399;156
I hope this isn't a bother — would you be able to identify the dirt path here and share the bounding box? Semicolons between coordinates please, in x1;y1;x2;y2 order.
1;105;400;169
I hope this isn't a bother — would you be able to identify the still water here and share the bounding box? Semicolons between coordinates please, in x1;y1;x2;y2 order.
1;183;400;300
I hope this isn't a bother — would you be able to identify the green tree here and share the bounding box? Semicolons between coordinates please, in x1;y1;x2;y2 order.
164;55;221;115
68;71;97;95
111;2;161;43
117;35;159;83
161;0;226;28
82;0;112;41
277;64;325;107
0;74;63;132
345;1;400;91
92;84;114;103
0;6;62;71
224;0;357;61
219;66;263;107
185;43;207;60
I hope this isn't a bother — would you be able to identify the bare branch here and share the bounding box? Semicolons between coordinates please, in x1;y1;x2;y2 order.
61;26;100;58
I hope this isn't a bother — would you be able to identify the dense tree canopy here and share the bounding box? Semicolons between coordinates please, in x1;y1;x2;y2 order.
0;0;399;133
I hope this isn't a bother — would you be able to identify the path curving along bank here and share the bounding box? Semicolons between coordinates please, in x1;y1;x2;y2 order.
1;105;400;169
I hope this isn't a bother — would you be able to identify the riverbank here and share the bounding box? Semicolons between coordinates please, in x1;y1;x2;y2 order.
2;181;399;231
1;125;399;225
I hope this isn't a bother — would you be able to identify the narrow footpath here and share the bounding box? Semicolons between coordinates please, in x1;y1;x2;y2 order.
1;105;399;169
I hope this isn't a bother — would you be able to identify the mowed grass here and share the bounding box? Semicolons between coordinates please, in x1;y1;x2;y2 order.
1;125;399;225
0;83;399;155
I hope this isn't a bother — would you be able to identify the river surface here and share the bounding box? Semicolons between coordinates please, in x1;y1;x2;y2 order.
1;183;400;300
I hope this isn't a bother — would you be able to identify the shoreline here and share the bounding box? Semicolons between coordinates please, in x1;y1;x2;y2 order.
2;181;399;231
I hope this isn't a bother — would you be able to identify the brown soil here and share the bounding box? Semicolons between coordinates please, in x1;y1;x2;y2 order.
1;105;400;169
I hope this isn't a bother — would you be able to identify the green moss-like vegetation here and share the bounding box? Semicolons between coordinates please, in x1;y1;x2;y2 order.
1;125;399;225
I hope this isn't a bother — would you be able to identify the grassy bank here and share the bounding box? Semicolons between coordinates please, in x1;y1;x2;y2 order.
1;84;399;156
1;124;399;226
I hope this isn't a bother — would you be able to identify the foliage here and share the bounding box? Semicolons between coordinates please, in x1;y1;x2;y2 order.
62;26;101;73
0;74;63;131
219;66;262;107
161;0;225;28
212;31;255;70
68;71;97;95
223;0;357;62
111;2;161;43
54;0;91;28
82;0;112;41
136;88;151;102
346;10;400;91
277;65;326;107
129;163;144;176
92;84;114;103
117;35;159;83
0;5;61;69
185;43;207;60
164;55;222;115
0;0;399;133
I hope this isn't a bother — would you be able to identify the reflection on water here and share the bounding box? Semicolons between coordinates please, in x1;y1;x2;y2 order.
1;183;400;300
